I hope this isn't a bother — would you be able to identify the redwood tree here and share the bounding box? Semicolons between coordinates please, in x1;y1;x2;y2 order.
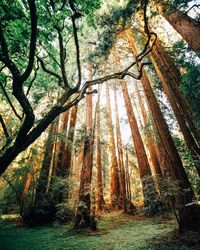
125;28;200;231
105;82;120;208
120;77;156;208
113;85;127;211
152;0;200;53
96;86;105;212
74;67;96;230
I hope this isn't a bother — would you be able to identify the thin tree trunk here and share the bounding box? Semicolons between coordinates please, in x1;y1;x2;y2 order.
131;91;143;128
113;85;127;211
59;111;69;175
52;116;61;176
125;149;131;202
34;120;58;203
132;80;163;179
96;86;105;212
106;82;120;208
120;78;156;208
62;105;78;176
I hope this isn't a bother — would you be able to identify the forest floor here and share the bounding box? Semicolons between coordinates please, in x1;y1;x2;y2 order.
0;211;200;250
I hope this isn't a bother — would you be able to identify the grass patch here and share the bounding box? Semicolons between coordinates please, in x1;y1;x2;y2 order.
0;212;199;250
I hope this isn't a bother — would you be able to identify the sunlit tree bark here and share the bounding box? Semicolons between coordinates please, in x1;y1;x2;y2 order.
125;149;131;202
133;81;162;179
149;53;200;176
153;0;200;53
34;119;58;203
151;38;200;144
125;28;200;231
62;105;78;176
132;80;162;179
96;86;105;212
106;82;120;208
120;77;157;207
59;111;70;175
113;85;127;211
74;66;96;230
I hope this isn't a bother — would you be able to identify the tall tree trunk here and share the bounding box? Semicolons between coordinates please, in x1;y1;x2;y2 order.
105;82;120;208
113;85;127;211
125;149;131;202
79;87;93;209
149;53;200;176
131;91;143;128
153;0;200;53
58;111;69;175
96;86;105;212
125;28;200;231
152;37;200;144
120;77;156;208
52;116;61;176
74;66;96;230
62;105;78;177
34;120;58;203
132;80;163;180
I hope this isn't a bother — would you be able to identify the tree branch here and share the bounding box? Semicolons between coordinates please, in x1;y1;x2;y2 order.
0;81;22;120
184;4;200;15
26;61;39;96
0;114;9;138
58;0;67;11
37;57;63;87
20;0;37;83
0;24;20;76
69;0;82;90
1;175;20;201
57;28;69;88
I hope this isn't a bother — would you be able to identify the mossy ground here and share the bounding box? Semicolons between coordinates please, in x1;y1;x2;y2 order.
0;212;199;250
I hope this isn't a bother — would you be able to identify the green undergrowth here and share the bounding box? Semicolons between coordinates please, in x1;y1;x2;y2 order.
0;212;199;250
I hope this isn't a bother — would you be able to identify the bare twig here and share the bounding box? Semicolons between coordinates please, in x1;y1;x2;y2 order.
26;60;39;96
37;56;63;87
0;114;9;138
0;81;22;120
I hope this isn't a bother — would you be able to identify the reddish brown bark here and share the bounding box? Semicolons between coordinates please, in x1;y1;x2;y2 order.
34;120;58;202
52;116;61;176
132;80;162;179
125;28;185;181
78;85;93;208
121;79;151;178
23;173;32;196
125;149;131;201
61;105;78;176
152;38;200;144
120;78;157;207
125;29;200;231
149;53;200;176
153;0;200;53
74;67;96;230
59;111;69;174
